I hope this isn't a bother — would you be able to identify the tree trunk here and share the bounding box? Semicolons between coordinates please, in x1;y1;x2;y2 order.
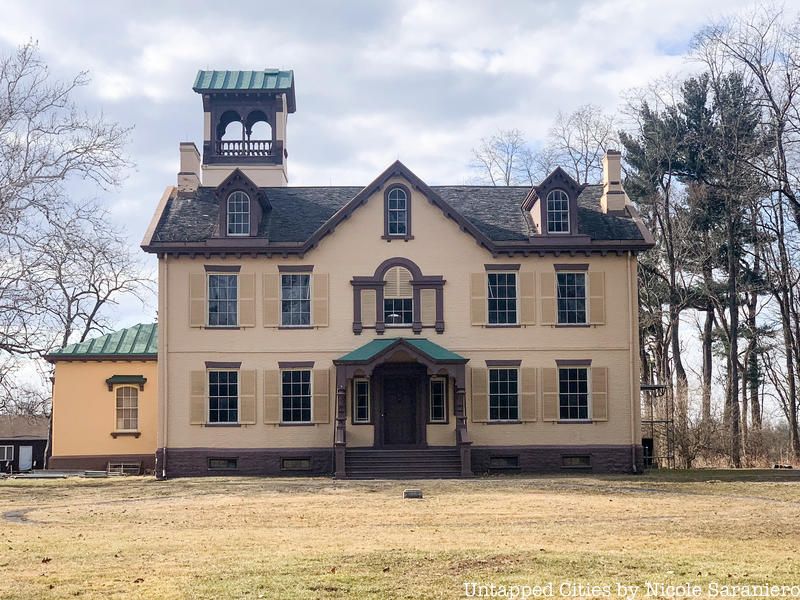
727;211;742;467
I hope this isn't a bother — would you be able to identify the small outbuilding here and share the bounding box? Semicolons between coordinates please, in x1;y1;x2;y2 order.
0;415;49;473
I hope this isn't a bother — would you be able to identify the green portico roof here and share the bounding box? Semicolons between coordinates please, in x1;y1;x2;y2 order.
335;338;467;365
45;323;158;362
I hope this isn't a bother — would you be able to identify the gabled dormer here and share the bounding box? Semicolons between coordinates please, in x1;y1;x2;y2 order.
524;167;586;238
213;169;270;238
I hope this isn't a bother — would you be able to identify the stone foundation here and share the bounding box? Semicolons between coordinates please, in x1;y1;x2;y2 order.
471;444;643;474
157;447;334;479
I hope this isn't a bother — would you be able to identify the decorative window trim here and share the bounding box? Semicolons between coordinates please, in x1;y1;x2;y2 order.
351;257;444;335
352;378;371;425
485;360;522;367
114;385;139;433
556;271;588;325
428;376;449;424
486;271;519;327
487;367;520;423
105;375;146;392
382;183;414;241
226;190;251;237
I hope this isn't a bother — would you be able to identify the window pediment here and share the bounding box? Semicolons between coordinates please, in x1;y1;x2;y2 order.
213;168;269;238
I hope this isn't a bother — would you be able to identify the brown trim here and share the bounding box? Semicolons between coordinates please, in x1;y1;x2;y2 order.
554;263;589;271
204;326;242;330
557;420;594;424
45;354;157;363
110;431;142;438
485;324;522;329
485;360;522;367
277;326;314;330
278;361;314;369
554;323;591;328
204;423;242;427
277;422;315;427
484;263;520;271
555;359;592;366
204;264;241;272
205;361;242;369
278;265;314;273
383;182;413;240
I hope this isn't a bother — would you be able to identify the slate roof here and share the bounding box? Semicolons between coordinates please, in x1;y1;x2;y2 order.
149;183;646;247
335;338;467;364
46;323;158;362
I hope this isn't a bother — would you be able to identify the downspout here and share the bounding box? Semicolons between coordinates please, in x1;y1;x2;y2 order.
161;254;169;479
627;251;638;473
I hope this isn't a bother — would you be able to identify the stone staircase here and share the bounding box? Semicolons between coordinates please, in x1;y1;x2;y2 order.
345;447;463;479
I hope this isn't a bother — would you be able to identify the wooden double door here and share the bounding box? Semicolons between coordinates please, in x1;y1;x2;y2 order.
374;364;427;447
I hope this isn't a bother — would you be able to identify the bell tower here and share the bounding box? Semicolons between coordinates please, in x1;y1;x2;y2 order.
192;69;296;187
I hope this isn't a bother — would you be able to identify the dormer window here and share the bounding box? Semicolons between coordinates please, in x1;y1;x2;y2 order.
387;187;407;235
227;191;250;236
546;190;570;234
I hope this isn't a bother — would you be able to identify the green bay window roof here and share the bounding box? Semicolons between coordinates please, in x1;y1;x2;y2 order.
45;323;158;362
335;338;467;365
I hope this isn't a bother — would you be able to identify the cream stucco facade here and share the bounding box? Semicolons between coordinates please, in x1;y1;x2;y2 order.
142;69;652;478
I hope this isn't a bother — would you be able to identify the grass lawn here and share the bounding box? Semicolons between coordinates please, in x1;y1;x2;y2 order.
1;470;799;599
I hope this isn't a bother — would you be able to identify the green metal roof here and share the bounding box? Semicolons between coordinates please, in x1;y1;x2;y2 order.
335;338;467;365
193;69;296;111
46;323;158;362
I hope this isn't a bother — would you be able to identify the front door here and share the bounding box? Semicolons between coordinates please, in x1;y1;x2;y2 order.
18;445;32;471
382;375;417;445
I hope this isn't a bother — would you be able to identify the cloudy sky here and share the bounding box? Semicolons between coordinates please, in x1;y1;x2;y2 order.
0;0;775;327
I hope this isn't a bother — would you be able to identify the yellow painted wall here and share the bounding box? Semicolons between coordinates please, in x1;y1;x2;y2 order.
51;360;157;458
158;175;642;450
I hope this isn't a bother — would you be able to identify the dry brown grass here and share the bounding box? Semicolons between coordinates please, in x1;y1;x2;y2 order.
1;471;799;599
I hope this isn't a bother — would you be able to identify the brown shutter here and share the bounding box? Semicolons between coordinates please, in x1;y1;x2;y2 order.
239;370;256;424
189;274;206;328
542;368;558;421
470;367;488;422
470;273;486;326
361;289;377;327
592;367;608;421
589;271;606;325
520;367;537;421
239;274;256;327
263;273;281;327
420;288;436;326
313;368;330;423
540;272;556;325
519;271;536;325
190;370;206;425
263;370;281;424
312;273;329;327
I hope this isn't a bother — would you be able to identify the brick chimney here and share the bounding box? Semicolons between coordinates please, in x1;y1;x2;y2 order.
600;149;626;214
177;142;200;191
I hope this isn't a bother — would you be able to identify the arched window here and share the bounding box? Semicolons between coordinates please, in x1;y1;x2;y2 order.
116;386;138;431
546;189;570;233
383;266;413;326
386;187;408;236
227;191;250;236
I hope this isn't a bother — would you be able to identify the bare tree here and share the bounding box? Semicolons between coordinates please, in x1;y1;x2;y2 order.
549;104;618;184
0;41;136;414
470;129;535;186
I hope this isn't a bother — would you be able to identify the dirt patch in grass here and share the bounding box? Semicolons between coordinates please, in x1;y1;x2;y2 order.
0;473;798;599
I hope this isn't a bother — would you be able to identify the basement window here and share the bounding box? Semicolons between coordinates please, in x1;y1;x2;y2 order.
281;457;312;471
489;455;520;471
107;462;141;476
561;455;591;469
208;457;238;471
